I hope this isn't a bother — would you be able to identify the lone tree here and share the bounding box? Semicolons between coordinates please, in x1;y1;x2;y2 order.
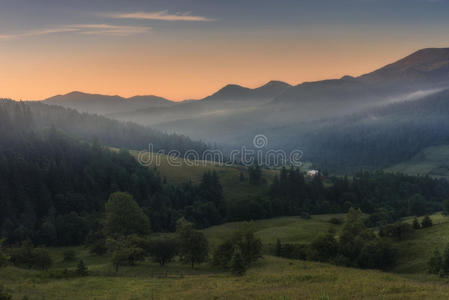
231;248;246;276
412;217;421;230
104;192;150;237
421;216;433;228
428;249;443;274
77;259;88;276
177;218;209;268
149;237;179;266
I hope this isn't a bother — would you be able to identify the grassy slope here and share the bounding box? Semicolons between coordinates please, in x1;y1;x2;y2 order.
3;251;449;300
203;214;344;250
385;145;449;179
130;151;279;204
393;213;449;274
3;214;449;299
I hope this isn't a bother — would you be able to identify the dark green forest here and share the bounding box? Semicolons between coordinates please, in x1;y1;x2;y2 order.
278;89;449;171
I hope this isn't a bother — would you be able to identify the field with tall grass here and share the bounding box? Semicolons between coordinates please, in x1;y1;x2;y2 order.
3;251;449;300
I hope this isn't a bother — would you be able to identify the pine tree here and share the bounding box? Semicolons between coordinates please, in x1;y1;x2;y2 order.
421;215;433;228
76;259;88;276
412;217;421;230
428;249;442;274
231;248;246;276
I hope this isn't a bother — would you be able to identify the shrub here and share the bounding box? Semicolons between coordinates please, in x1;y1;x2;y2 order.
63;250;76;261
89;239;108;256
309;234;338;262
8;242;52;270
329;217;343;225
412;218;421;230
421;216;433;228
358;240;396;270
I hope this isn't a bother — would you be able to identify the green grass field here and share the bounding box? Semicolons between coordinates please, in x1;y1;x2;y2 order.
4;251;449;299
3;213;449;299
385;145;449;179
393;213;449;274
131;151;279;205
203;214;345;250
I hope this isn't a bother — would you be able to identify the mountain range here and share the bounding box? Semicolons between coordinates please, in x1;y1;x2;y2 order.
42;48;449;146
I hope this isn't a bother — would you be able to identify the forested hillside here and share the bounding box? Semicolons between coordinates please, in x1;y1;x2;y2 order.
2;100;209;155
274;89;449;171
0;101;222;245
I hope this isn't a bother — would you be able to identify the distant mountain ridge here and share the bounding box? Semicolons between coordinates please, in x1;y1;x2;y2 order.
41;47;449;145
44;91;175;115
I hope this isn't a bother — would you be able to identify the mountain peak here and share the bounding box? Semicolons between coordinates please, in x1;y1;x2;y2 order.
260;80;291;88
360;47;449;84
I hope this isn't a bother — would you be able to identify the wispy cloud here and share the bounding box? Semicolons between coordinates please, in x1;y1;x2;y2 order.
0;24;150;40
109;11;215;22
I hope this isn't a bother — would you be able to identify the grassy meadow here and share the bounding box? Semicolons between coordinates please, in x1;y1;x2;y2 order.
4;250;449;300
130;151;279;205
385;145;449;179
3;213;449;299
203;214;345;250
393;213;449;274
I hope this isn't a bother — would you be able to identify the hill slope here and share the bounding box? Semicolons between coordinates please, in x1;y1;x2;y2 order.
386;145;449;179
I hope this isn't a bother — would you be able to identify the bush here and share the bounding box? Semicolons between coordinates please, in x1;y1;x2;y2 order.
63;250;76;261
358;240;396;270
89;239;108;256
8;242;52;270
309;234;338;262
421;216;433;228
329;217;343;225
32;248;53;270
412;218;421;230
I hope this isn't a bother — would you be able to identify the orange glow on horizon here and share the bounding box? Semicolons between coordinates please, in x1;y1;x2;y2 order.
0;42;433;101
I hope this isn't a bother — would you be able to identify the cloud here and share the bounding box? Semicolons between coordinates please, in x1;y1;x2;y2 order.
72;24;150;36
0;24;150;40
109;11;215;22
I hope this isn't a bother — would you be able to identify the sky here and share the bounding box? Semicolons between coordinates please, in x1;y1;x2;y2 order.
1;0;449;101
